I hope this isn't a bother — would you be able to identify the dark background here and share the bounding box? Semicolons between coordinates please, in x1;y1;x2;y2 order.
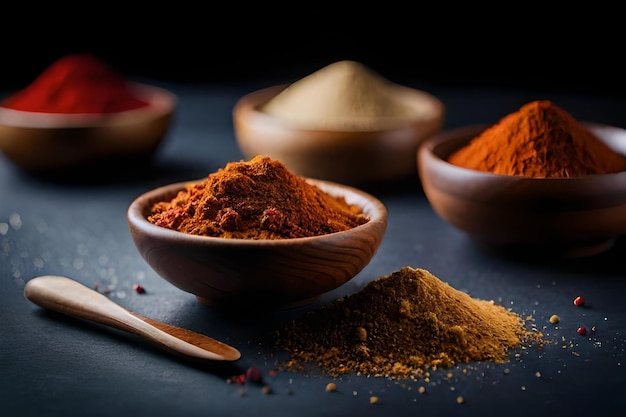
3;8;626;417
2;8;624;98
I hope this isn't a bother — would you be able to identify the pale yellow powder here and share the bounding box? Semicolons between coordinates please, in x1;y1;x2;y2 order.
260;60;437;130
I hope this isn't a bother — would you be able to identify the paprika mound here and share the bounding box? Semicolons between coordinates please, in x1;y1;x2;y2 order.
447;100;626;178
148;155;369;239
1;54;150;114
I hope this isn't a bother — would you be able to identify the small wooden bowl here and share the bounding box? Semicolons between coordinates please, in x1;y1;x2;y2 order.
417;123;626;258
0;82;176;172
127;178;388;312
233;84;445;185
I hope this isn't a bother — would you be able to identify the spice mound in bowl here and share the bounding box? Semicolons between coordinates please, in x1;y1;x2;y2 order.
417;99;626;258
233;60;445;185
0;54;176;173
127;155;388;311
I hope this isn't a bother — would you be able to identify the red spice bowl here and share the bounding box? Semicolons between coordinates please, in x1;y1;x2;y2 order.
417;123;626;258
127;178;388;312
0;82;176;173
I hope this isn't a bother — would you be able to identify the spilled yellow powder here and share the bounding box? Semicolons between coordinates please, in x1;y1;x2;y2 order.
271;267;544;379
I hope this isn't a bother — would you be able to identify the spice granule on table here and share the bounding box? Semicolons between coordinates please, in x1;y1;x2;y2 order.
270;267;545;380
148;155;369;239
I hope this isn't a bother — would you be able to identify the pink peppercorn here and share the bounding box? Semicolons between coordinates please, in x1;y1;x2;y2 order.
246;367;263;384
573;296;585;307
133;284;146;294
577;326;587;336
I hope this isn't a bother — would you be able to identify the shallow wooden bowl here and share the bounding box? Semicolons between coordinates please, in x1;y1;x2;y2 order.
417;123;626;258
0;82;176;172
127;178;388;311
233;84;445;185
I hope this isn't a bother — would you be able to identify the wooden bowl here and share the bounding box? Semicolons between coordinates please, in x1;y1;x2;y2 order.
233;84;445;185
0;82;176;172
127;178;388;311
417;123;626;258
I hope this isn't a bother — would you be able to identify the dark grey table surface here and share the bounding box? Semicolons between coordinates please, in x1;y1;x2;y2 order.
2;78;626;417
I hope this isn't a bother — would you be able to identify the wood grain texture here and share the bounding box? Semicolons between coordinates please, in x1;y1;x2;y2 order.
0;83;175;172
417;124;626;258
24;275;241;361
127;178;388;311
233;84;444;184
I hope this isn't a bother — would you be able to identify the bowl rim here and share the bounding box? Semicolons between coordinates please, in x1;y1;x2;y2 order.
234;83;446;134
127;177;388;246
418;123;626;254
0;81;177;128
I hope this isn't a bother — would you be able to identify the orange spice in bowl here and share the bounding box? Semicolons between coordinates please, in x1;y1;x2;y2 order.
447;100;626;178
417;100;626;258
127;155;388;310
147;155;369;239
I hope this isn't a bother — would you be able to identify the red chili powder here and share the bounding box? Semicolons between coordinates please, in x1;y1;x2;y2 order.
1;54;149;114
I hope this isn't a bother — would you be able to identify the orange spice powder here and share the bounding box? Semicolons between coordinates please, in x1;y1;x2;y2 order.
147;155;369;239
447;100;626;178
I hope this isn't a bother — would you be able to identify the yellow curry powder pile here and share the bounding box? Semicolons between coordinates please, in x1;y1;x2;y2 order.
271;267;543;380
147;155;369;239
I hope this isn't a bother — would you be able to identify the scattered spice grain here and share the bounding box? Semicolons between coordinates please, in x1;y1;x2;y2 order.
549;314;560;324
325;382;337;392
577;326;587;336
148;155;368;239
573;296;585;307
233;374;246;385
271;267;544;380
245;367;263;384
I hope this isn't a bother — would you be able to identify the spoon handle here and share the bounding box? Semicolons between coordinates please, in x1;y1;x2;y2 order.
24;275;240;361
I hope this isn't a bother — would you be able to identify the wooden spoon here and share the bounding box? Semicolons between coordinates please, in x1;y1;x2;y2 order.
24;275;241;362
